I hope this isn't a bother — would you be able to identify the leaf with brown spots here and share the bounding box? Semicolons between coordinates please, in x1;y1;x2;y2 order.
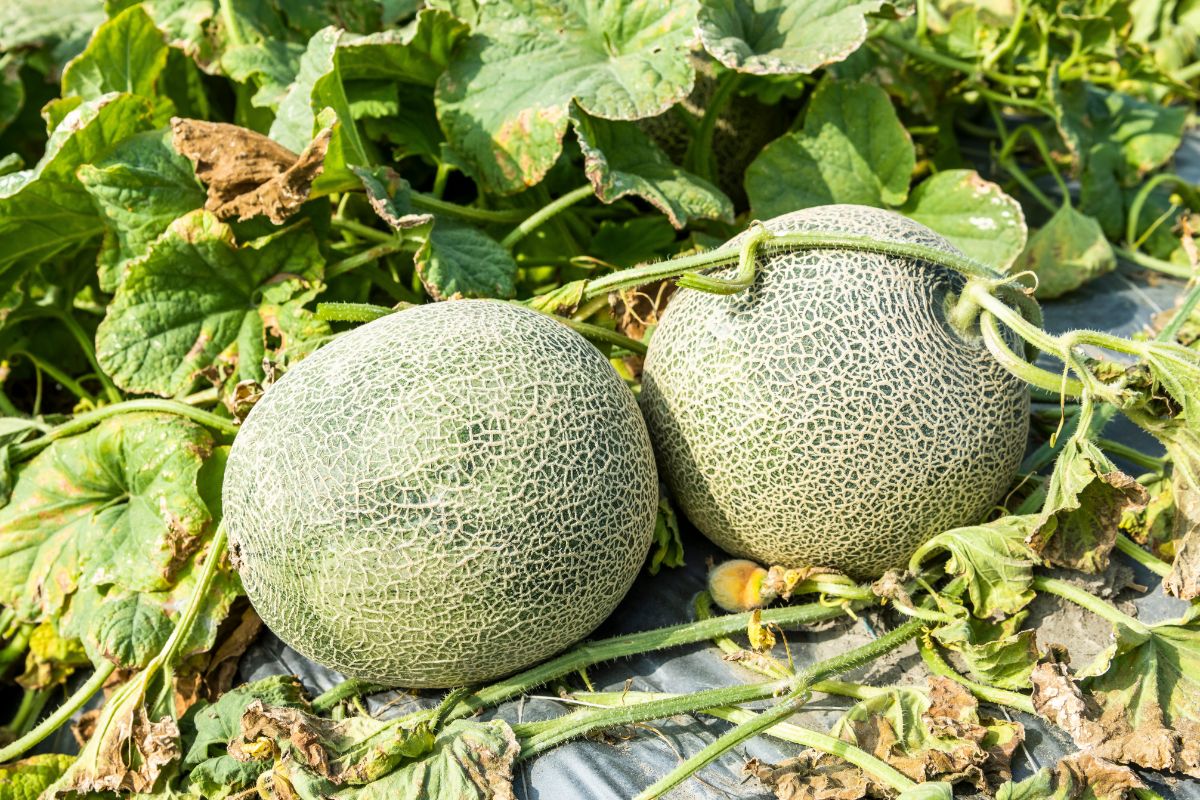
172;117;331;224
996;752;1146;800
1165;472;1200;601
0;413;214;622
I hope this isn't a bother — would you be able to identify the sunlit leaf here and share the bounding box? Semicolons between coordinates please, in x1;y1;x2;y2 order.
435;0;698;194
698;0;888;75
746;79;914;217
933;609;1038;690
61;6;169;104
95;210;329;395
0;754;76;800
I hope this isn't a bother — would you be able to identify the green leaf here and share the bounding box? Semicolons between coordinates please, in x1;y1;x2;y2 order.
571;106;733;229
1139;341;1200;424
221;39;307;110
356;166;516;300
0;93;156;295
1030;424;1148;573
0;754;76;800
909;514;1039;619
0;413;214;622
271;26;366;177
435;0;698;194
77;128;206;292
648;495;685;574
0;0;105;66
1019;204;1116;300
0;55;23;135
697;0;889;74
337;8;469;88
74;591;175;669
415;221;518;301
588;217;677;268
933;609;1038;689
1053;80;1189;177
16;619;89;690
745;79;914;217
61;6;169;103
95;210;329;396
899;169;1028;272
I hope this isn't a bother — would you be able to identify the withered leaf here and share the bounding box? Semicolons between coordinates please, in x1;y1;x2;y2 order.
171;118;331;225
608;280;676;341
51;707;180;796
1165;474;1200;601
996;752;1146;800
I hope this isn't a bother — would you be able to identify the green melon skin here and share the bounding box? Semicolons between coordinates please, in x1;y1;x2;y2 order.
640;205;1030;579
223;300;658;688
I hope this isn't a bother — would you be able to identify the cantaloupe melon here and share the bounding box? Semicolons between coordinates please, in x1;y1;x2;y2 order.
222;301;658;688
640;205;1029;578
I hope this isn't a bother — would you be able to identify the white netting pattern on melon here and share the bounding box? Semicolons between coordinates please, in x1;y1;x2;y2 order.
641;205;1029;578
224;301;658;687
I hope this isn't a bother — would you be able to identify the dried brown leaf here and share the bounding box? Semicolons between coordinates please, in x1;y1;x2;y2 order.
1165;475;1200;601
171;118;330;224
608;280;676;341
56;708;180;795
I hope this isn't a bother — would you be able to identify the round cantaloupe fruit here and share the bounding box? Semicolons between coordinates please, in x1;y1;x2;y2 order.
223;300;658;687
640;205;1029;578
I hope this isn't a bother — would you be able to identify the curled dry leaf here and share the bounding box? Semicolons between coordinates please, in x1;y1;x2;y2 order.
53;708;180;796
608;280;676;342
171;118;331;225
1164;474;1200;601
997;752;1147;800
752;677;1023;800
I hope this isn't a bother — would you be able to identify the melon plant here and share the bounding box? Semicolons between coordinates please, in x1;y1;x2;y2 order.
640;205;1030;578
222;300;658;687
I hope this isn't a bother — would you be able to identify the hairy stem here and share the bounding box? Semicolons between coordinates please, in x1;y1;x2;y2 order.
630;619;925;798
0;661;116;763
327;241;408;279
52;311;121;404
11;400;240;462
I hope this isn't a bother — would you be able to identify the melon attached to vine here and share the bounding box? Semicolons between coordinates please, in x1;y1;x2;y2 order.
640;205;1029;578
223;300;659;687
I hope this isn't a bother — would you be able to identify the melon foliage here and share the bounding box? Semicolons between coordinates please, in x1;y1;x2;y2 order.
223;301;658;687
641;205;1030;578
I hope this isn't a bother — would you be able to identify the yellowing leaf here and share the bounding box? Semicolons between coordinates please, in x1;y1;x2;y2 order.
0;413;214;621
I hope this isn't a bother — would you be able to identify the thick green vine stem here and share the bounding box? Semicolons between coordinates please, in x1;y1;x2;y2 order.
1031;575;1152;639
1114;534;1171;577
0;661;117;763
581;230;1003;302
500;184;595;249
629;618;925;799
411;596;869;729
11;399;240;462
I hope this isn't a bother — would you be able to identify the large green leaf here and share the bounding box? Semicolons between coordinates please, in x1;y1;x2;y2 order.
1053;80;1189;177
0;55;23;135
0;93;156;295
96;210;328;395
745;79;914;217
435;0;698;194
337;8;468;88
909;514;1040;619
61;6;169;103
78;128;206;292
698;0;889;74
0;0;105;66
1019;204;1116;299
899;169;1027;272
0;413;214;622
571;106;732;229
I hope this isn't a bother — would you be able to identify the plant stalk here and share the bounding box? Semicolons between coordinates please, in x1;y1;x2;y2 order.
0;661;117;763
501;185;595;249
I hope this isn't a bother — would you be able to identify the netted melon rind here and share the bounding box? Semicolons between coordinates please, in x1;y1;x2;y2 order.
640;205;1029;578
223;301;658;687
